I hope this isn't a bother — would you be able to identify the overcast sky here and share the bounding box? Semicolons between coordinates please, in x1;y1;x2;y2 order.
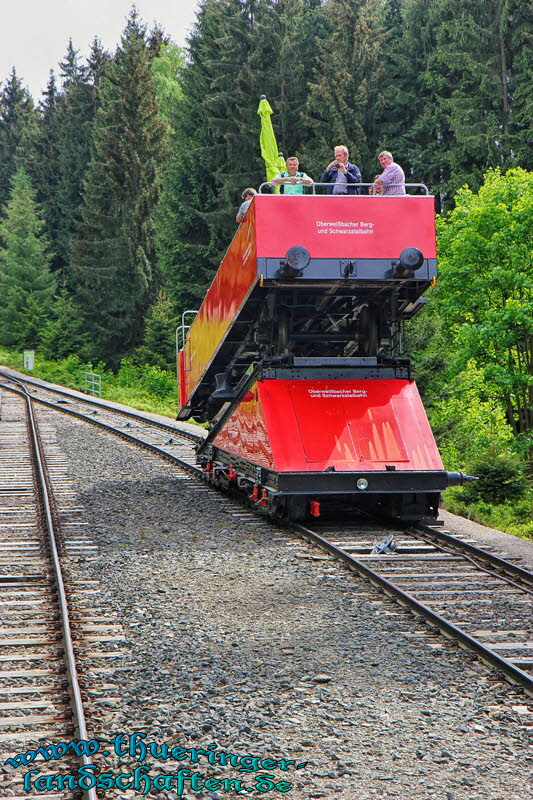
0;0;201;101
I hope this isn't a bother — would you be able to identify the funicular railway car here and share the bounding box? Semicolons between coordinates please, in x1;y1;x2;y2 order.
177;185;471;522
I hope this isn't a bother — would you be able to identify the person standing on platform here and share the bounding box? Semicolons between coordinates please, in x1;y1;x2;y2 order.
320;145;362;195
373;151;406;196
271;157;313;195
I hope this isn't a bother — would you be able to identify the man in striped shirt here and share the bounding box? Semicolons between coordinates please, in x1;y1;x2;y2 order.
373;151;405;196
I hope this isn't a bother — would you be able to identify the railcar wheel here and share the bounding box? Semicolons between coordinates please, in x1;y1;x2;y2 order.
269;495;308;523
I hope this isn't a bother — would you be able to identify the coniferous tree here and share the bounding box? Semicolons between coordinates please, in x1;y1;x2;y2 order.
151;43;192;305
87;36;112;86
26;72;63;272
60;39;89;87
40;287;86;360
423;0;523;196
380;0;532;205
0;70;37;210
198;0;325;217
499;0;533;170
71;10;169;366
132;290;180;370
0;168;55;346
268;0;328;157
185;0;277;238
157;0;270;311
55;40;109;287
155;0;244;313
304;0;386;182
374;0;421;176
147;25;171;61
25;41;110;285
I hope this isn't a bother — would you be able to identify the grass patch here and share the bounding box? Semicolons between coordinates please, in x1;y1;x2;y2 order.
0;348;179;419
442;486;533;541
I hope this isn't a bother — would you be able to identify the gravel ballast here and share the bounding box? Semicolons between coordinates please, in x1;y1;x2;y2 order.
14;407;533;799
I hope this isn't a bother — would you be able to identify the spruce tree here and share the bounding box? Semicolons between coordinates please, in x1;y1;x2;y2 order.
382;0;533;204
423;0;517;196
132;290;180;370
0;168;55;346
87;37;112;87
60;39;89;87
55;40;108;287
0;70;37;210
498;0;531;171
155;0;243;313
183;0;276;238
26;72;63;272
72;10;169;366
40;287;86;360
374;0;420;178
146;25;171;62
269;0;328;157
304;0;386;181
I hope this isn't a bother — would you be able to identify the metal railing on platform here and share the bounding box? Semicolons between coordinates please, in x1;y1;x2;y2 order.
258;181;430;195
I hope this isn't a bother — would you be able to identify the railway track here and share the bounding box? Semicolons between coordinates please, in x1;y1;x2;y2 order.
0;371;203;472
0;380;127;798
1;371;531;701
293;520;532;693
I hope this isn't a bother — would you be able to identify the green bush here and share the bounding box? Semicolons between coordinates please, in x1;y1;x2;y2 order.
0;348;23;371
116;358;176;399
428;361;516;470
505;521;533;539
142;365;176;398
3;351;94;390
0;348;179;419
461;453;528;504
116;358;140;387
443;487;532;541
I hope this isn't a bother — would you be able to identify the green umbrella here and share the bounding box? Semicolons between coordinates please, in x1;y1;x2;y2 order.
257;96;286;185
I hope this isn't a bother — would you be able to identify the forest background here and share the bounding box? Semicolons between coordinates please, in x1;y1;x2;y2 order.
0;0;531;535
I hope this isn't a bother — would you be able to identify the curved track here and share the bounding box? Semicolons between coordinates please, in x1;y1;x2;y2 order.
0;381;98;800
0;370;203;472
1;371;531;698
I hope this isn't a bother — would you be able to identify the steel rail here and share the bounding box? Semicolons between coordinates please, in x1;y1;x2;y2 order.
0;376;205;478
0;369;203;443
4;382;98;800
293;522;533;695
6;375;531;590
417;522;533;588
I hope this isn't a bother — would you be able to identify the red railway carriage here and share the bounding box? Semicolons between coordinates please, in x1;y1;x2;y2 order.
177;191;468;522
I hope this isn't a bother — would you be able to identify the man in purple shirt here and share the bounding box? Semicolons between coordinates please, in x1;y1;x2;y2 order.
373;151;405;195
